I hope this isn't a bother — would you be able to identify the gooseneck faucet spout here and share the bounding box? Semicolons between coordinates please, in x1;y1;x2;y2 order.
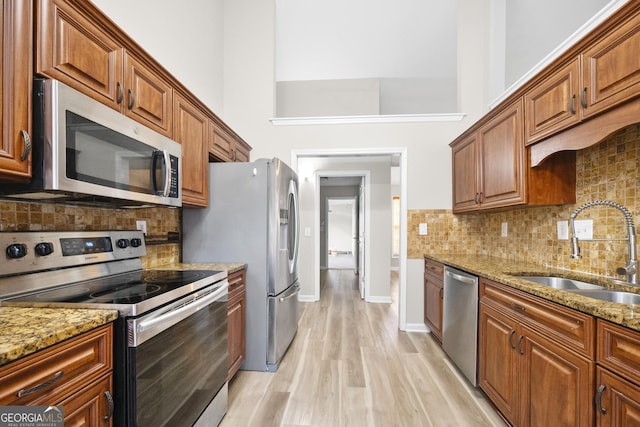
569;200;637;285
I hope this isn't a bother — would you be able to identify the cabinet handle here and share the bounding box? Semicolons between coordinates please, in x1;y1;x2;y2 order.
516;335;524;355
19;130;31;161
127;89;135;110
474;193;480;204
510;302;526;313
232;149;237;161
508;329;516;349
580;87;587;109
17;371;63;398
116;82;124;104
595;384;607;415
568;94;576;115
103;390;114;422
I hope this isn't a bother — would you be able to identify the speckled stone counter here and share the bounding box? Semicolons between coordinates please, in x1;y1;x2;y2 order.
0;307;118;366
155;262;247;274
424;253;640;332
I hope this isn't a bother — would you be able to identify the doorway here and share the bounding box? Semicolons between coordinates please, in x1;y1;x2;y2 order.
291;148;408;331
326;197;357;271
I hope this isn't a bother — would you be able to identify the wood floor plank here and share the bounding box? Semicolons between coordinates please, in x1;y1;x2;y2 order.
220;269;506;427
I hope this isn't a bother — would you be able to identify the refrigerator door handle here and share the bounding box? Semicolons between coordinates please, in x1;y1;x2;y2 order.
288;179;300;274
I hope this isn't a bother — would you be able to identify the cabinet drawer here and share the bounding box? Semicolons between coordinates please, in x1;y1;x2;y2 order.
424;258;444;280
597;319;640;384
0;324;113;406
480;279;595;358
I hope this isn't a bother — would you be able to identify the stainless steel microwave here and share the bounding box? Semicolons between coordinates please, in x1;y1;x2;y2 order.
0;79;181;207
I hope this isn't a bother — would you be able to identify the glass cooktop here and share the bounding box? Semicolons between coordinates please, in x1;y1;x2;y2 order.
4;269;227;316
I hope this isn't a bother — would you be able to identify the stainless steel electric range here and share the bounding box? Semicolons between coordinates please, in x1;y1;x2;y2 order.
0;230;229;427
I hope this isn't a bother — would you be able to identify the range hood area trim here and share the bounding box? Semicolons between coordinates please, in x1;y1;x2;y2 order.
530;97;640;166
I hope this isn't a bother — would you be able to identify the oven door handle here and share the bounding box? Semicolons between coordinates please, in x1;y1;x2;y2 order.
131;280;228;346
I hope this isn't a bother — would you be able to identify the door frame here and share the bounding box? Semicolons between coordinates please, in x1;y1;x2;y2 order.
291;147;408;331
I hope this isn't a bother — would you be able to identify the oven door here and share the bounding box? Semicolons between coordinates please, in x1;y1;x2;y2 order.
123;280;228;427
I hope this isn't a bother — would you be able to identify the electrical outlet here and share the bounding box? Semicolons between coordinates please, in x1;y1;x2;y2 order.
136;220;147;235
557;220;569;240
574;219;593;239
419;223;428;235
501;222;508;237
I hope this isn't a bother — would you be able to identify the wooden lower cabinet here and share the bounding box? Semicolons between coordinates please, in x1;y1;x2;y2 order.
227;269;246;381
596;319;640;426
0;324;114;425
423;258;444;342
479;280;595;426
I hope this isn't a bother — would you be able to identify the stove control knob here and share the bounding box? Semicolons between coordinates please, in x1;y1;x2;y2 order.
130;238;143;248
6;243;27;259
34;242;54;256
116;239;130;249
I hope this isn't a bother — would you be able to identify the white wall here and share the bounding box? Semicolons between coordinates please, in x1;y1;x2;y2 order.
327;200;354;253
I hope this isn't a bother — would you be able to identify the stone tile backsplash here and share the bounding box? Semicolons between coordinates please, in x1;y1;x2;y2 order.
410;123;640;281
0;202;180;268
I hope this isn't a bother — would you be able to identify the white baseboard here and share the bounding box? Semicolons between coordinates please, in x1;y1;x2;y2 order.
366;295;393;304
405;323;430;333
298;294;318;302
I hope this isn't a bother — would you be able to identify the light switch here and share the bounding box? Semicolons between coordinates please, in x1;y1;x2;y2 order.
557;220;569;240
419;223;428;235
501;222;508;237
304;227;311;237
136;220;147;235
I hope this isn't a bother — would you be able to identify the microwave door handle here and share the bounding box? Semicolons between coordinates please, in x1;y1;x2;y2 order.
161;150;171;197
151;150;171;197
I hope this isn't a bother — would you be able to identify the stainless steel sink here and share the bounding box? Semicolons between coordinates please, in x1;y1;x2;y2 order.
516;276;606;290
567;289;640;304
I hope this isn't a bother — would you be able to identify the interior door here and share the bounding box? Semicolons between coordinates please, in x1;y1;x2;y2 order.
357;180;365;299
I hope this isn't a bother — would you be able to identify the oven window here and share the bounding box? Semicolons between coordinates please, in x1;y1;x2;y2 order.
65;111;165;194
132;299;227;427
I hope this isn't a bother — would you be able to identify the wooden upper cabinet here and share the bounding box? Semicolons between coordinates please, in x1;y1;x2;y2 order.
124;52;172;137
210;121;251;163
525;58;582;145
36;0;172;137
478;99;525;209
36;0;123;108
0;0;33;182
452;133;479;211
452;99;525;212
582;10;640;118
174;92;209;207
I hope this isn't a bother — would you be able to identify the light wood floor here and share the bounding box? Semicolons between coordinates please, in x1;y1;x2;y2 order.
220;269;507;427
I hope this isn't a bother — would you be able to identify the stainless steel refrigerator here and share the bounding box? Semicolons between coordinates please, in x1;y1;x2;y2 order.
182;158;300;372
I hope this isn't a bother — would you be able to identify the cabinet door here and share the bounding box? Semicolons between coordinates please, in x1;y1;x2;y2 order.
59;374;114;427
0;0;32;182
174;93;209;207
234;140;251;162
520;326;594;427
451;133;479;212
227;270;246;381
124;52;173;137
525;58;582;145
478;99;525;209
36;0;123;108
424;273;443;342
478;303;520;426
582;10;640;118
596;367;640;427
209;122;234;162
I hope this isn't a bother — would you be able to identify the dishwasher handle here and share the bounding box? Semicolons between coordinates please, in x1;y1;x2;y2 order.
445;269;477;285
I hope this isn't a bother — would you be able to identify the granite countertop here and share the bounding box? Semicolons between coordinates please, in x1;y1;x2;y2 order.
0;307;118;366
155;262;247;274
425;253;640;332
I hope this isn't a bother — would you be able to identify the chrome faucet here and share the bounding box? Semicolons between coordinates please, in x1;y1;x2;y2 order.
570;200;638;285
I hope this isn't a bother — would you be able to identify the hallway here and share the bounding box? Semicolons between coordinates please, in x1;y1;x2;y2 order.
221;269;506;426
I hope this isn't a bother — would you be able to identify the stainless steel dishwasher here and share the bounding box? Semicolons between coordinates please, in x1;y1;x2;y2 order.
443;265;479;387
